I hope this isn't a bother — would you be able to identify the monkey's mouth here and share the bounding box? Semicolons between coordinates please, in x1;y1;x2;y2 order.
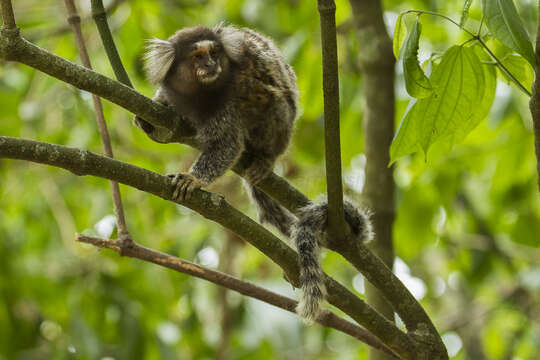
197;66;221;84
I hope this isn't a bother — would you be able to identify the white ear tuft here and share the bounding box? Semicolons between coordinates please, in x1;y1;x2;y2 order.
143;38;176;84
214;24;245;63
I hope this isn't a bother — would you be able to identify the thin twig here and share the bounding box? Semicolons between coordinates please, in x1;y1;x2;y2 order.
216;233;241;360
402;10;475;37
477;38;532;97
63;0;130;239
317;0;346;241
76;234;397;357
26;0;125;42
91;0;133;87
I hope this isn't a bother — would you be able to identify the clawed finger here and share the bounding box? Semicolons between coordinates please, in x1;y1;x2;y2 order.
170;174;203;201
171;174;185;201
180;178;192;200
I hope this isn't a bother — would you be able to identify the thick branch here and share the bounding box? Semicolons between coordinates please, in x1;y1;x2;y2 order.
317;0;346;240
64;0;129;237
0;136;417;358
529;0;540;191
77;234;396;357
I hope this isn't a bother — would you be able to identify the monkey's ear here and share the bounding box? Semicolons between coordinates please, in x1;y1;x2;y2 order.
143;38;176;84
214;24;245;63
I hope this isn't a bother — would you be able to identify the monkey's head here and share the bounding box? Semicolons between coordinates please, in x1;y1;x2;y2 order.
143;25;245;94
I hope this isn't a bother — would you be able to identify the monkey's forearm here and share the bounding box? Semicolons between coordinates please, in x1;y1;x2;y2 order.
189;138;243;185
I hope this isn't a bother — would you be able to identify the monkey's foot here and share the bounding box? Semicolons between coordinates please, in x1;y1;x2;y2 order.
118;232;134;257
168;173;204;201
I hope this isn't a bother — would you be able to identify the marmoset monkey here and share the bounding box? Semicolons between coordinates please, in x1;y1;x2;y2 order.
135;24;373;322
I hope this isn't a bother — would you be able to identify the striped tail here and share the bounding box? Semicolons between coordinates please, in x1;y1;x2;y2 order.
293;200;373;323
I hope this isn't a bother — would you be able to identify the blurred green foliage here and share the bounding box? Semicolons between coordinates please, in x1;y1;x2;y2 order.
1;0;539;359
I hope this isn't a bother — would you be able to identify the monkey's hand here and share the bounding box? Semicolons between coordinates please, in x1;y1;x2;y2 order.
168;173;206;201
133;87;177;144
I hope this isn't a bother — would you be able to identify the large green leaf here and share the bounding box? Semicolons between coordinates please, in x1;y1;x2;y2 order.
460;0;473;27
391;46;492;163
455;46;496;141
393;13;407;59
390;101;422;162
481;0;535;67
403;19;433;98
499;53;534;92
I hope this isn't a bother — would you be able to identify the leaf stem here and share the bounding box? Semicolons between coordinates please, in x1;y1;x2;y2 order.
478;14;485;37
477;38;532;97
402;10;475;37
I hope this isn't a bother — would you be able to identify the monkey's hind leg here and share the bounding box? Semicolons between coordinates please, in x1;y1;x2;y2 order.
242;155;296;237
243;156;274;185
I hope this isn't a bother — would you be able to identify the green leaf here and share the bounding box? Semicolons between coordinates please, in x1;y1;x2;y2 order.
499;53;534;92
454;46;496;140
403;19;433;98
390;101;422;163
460;0;473;27
393;13;407;59
481;0;535;67
391;46;490;163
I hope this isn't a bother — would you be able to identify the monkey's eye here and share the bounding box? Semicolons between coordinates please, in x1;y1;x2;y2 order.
192;54;202;61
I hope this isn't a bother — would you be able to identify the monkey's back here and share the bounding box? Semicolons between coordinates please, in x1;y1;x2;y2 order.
228;26;299;160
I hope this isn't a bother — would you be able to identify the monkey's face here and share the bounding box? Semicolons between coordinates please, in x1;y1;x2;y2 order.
171;40;230;93
189;40;224;84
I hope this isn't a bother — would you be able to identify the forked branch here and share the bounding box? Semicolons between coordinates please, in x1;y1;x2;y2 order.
77;234;397;357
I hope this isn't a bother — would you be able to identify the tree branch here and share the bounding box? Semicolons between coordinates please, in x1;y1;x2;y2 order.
317;0;346;241
0;0;16;29
0;136;417;358
77;234;397;357
26;0;125;42
63;0;130;239
91;0;133;87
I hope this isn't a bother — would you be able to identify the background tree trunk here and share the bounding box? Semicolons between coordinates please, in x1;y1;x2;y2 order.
349;1;396;359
